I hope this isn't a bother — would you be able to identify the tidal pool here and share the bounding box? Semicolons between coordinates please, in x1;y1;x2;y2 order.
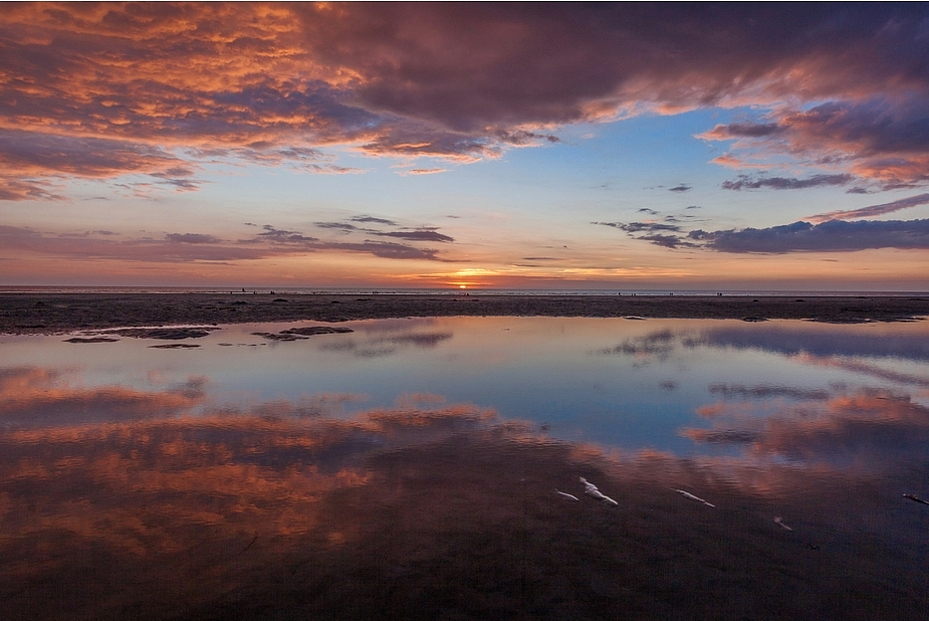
2;317;928;620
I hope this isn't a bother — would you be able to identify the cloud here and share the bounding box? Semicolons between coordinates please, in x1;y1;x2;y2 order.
721;174;853;191
4;4;929;197
253;224;453;261
806;192;929;223
314;221;360;234
688;218;929;253
594;221;682;233
594;220;698;249
638;234;694;249
325;240;448;261
1;224;450;263
669;184;692;192
165;233;222;244
0;130;202;200
312;219;454;244
1;225;268;262
701;122;781;139
351;216;397;226
255;225;320;244
704;95;929;187
396;168;447;176
372;230;454;243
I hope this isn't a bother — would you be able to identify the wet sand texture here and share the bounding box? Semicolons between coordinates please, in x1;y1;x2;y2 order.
3;293;928;334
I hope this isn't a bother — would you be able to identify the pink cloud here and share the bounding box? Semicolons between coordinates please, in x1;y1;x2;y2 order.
806;193;929;223
2;4;929;198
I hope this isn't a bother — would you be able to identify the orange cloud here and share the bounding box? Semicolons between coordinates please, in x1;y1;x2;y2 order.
2;387;927;620
683;387;929;469
4;4;929;199
0;365;208;426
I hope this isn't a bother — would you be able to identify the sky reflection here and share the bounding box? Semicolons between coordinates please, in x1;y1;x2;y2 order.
1;400;927;621
1;317;928;618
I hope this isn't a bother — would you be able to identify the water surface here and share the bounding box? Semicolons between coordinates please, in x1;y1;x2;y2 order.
2;317;928;620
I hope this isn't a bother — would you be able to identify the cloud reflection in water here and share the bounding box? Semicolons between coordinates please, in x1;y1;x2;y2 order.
1;379;928;620
3;317;929;619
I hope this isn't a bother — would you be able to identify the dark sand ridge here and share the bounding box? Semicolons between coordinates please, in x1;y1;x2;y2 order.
2;293;929;335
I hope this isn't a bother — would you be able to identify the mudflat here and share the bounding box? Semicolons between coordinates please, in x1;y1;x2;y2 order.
3;292;928;334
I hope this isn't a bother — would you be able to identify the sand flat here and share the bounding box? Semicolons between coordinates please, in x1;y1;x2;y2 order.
2;293;928;334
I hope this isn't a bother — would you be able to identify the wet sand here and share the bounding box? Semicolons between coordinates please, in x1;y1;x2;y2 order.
2;292;928;334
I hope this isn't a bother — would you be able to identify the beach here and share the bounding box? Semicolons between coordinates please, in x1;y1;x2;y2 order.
2;292;928;334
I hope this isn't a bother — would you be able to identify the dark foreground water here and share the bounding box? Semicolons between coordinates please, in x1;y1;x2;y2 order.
2;317;928;620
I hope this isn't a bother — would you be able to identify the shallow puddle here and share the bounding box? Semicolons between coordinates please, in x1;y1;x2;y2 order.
2;317;928;619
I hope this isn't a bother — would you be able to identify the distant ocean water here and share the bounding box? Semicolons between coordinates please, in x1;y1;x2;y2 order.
2;285;926;297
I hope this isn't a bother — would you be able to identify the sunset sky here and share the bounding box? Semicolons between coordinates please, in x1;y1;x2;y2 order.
2;3;929;290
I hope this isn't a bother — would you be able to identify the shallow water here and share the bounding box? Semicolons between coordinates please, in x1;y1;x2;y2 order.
2;317;928;620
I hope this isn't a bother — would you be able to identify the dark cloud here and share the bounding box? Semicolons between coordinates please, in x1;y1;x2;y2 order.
494;129;560;146
3;4;929;196
315;221;361;233
721;174;854;191
706;95;929;187
594;221;681;233
313;220;453;244
703;122;782;138
639;234;694;249
372;230;454;243
328;240;446;261
165;233;222;244
595;221;696;249
689;218;929;253
351;216;398;226
669;184;692;193
637;208;659;215
256;225;320;244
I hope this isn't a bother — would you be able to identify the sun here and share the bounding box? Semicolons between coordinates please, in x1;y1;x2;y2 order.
459;284;467;289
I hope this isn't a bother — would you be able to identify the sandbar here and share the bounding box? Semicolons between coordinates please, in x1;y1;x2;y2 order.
2;292;927;335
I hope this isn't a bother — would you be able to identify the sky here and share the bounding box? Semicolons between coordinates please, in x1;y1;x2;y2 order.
2;2;929;291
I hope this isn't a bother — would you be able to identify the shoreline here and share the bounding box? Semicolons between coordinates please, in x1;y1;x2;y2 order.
2;292;928;335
